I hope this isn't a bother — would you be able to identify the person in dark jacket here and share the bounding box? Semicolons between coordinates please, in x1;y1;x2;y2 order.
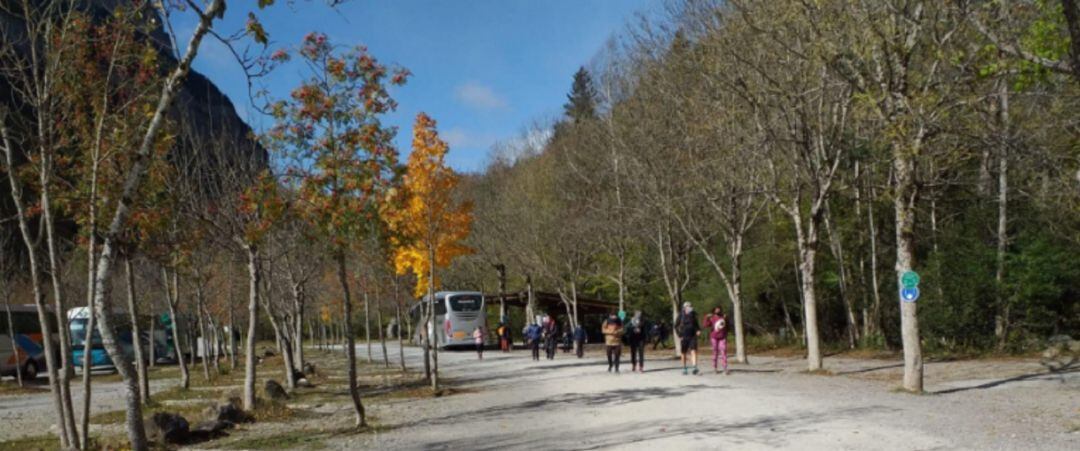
626;311;647;372
675;302;701;375
653;321;669;350
542;315;558;360
573;324;587;358
525;323;543;361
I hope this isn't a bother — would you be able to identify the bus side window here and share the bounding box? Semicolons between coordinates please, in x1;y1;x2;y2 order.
0;314;8;335
14;312;38;334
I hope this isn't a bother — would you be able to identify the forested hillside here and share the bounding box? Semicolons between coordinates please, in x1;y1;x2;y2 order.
446;0;1080;384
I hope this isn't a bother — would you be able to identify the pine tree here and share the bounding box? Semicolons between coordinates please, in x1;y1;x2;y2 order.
564;67;598;123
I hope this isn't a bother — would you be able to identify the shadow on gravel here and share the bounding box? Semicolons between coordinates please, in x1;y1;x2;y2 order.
419;405;894;450
399;384;723;430
930;362;1079;395
729;368;781;374
529;361;602;371
835;363;904;375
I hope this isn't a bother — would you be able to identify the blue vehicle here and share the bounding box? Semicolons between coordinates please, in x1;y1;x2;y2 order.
68;308;140;373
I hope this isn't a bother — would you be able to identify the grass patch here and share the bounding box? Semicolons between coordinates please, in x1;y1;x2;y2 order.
0;434;59;451
0;381;49;396
252;399;295;422
222;429;328;449
89;386;221;425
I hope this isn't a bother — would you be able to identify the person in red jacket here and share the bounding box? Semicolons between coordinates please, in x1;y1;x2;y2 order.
703;306;729;375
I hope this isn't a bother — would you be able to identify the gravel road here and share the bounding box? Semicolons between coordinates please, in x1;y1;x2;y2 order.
2;344;1077;450
0;373;175;442
340;344;1079;450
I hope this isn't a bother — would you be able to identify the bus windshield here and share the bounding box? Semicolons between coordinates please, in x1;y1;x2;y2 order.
449;295;482;312
69;318;102;348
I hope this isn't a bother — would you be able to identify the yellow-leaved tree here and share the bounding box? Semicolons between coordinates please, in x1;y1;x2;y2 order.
385;113;472;390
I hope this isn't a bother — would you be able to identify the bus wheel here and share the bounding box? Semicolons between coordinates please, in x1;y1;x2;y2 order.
23;360;38;380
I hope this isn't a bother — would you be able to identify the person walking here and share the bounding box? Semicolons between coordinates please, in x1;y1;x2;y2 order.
655;321;669;350
496;323;507;353
526;322;543;361
543;315;558;360
602;314;625;373
473;326;485;360
676;302;701;375
626;311;647;373
703;306;729;375
573;323;587;358
502;322;513;353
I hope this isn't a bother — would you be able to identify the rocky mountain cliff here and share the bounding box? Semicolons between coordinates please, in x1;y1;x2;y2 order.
0;1;264;260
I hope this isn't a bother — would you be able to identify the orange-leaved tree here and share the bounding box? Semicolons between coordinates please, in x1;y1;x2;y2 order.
267;32;408;428
384;113;473;391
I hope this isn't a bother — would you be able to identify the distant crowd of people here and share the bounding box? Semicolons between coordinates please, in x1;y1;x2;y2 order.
473;302;731;376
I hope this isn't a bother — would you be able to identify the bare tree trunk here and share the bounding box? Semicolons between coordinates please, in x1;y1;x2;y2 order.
793;249;806;347
895;138;924;393
729;251;747;363
364;291;372;363
209;318;221;375
79;250;98;451
164;268;189;389
825;204;858;349
994;81;1011;350
394;277;407;373
336;253;366;427
377;285;389;368
258;257;297;389
525;275;535;324
243;247;260;411
194;272;211;382
867;176;883;340
148;311;156;369
3;296;22;387
40;177;78;448
228;298;237;370
617;250;626;313
292;285;304;370
82;4;223;447
124;257;150;404
791;210;823;371
428;246;439;392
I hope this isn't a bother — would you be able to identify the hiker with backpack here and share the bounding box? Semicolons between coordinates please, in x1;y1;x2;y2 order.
675;302;701;375
703;306;729;374
626;311;647;372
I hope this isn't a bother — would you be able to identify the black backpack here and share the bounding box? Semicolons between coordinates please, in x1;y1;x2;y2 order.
679;312;697;336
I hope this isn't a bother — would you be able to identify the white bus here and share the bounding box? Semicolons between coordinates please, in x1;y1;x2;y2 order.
410;291;489;349
1;305;59;380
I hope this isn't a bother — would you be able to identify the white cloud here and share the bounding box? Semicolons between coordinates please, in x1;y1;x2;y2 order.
454;82;509;111
443;127;499;150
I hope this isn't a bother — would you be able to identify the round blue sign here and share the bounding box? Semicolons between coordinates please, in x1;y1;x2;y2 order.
901;287;920;303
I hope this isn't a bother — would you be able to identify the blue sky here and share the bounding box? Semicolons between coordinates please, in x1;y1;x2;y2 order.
180;0;657;172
